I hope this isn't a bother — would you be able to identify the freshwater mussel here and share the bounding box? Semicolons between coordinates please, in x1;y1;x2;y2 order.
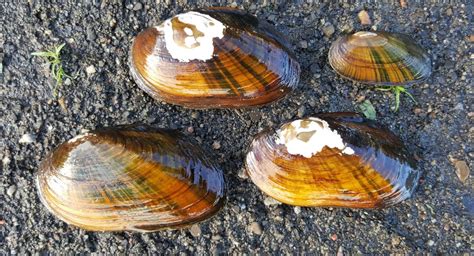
129;8;300;108
36;125;225;231
328;31;431;85
245;112;420;208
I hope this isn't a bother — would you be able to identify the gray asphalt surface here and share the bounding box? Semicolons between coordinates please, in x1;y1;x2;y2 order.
0;1;472;254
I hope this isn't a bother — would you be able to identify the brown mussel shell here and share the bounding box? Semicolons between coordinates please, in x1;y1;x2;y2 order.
245;112;420;208
328;31;431;85
36;125;225;232
129;8;300;108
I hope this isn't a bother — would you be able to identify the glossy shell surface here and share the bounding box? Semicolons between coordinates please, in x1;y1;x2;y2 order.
36;126;225;232
130;8;300;108
245;112;420;208
328;31;431;85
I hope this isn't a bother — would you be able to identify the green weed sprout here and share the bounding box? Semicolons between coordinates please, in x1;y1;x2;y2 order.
376;86;417;112
32;43;72;97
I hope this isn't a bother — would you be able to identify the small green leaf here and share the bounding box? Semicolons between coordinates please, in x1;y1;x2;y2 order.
357;100;377;120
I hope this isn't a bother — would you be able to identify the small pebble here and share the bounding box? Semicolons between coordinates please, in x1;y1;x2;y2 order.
445;8;453;16
358;10;372;25
294;206;301;215
297;106;306;118
186;126;194;133
86;27;96;41
249;222;262;235
453;103;464;111
7;185;16;197
109;18;117;28
238;168;248;179
58;97;67;112
321;22;335;37
427;240;435;246
86;65;96;75
299;40;308;49
330;234;338;241
264;196;281;206
191;112;200;119
413;108;423;115
391;236;401;245
212;141;221;150
452;160;469;183
133;3;142;11
189;224;201;237
2;156;11;165
19;133;36;144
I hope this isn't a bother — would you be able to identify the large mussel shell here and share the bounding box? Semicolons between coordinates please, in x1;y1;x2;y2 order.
328;31;431;85
129;8;300;108
36;125;225;231
245;112;420;208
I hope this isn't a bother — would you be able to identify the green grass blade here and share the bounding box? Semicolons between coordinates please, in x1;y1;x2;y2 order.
55;43;66;55
403;90;417;103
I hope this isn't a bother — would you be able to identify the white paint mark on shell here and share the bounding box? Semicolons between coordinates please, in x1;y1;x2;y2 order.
157;11;225;62
275;117;354;158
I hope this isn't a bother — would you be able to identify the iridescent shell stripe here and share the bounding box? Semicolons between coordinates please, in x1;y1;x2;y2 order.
331;38;413;83
245;113;419;208
132;25;297;97
329;32;430;84
39;144;220;230
201;8;299;95
246;133;395;208
129;9;300;107
37;128;225;231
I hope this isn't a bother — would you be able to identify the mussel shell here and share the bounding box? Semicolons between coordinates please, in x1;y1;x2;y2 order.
245;112;419;208
328;31;431;85
129;8;300;108
36;125;225;231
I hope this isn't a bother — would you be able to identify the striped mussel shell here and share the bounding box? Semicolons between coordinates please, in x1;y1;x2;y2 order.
245;112;420;208
129;8;300;108
36;125;225;232
328;31;431;85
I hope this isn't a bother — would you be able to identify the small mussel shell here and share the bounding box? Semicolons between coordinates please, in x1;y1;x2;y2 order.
328;31;431;85
129;8;300;108
245;112;420;208
36;125;225;231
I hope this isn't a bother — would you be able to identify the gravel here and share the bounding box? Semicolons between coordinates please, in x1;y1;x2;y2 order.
249;222;263;235
18;133;36;144
0;1;472;254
